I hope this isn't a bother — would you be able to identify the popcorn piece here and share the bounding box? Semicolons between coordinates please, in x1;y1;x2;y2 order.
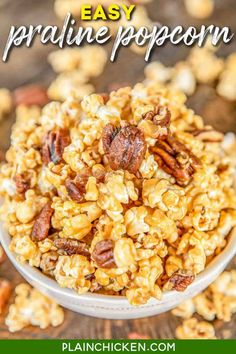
184;0;214;19
48;71;94;101
1;80;236;306
54;0;81;19
217;53;236;101
54;255;94;293
144;61;173;84
5;283;64;332
114;237;137;268
0;88;12;121
175;318;216;339
173;270;236;323
171;62;196;96
188;47;224;84
48;47;107;77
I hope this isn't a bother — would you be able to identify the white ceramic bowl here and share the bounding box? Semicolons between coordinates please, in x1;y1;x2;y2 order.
0;223;235;319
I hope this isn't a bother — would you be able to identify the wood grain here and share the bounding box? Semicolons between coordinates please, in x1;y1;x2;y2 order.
0;0;236;339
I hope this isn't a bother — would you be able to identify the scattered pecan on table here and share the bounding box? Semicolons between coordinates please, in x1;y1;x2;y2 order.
12;85;49;107
92;240;116;269
31;202;54;241
14;173;30;194
102;124;147;175
143;105;171;140
0;278;12;314
168;270;195;292
54;238;90;257
0;246;6;265
151;135;201;186
42;128;71;165
191;127;224;142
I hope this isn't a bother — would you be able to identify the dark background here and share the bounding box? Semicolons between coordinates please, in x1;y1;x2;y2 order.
0;0;235;339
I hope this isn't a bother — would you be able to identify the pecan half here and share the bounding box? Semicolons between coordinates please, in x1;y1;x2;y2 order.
151;135;201;186
31;202;54;241
54;238;90;257
143;105;171;127
102;124;147;175
0;279;12;314
169;270;195;292
13;85;49;107
65;168;91;203
14;173;30;194
92;240;116;269
191;128;224;142
42;128;71;165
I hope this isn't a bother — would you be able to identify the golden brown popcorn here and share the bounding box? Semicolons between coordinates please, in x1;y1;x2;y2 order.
1;81;236;306
0;88;12;121
175;318;216;339
171;62;196;96
48;71;94;101
5;283;64;332
48;47;107;77
173;270;236;323
217;53;236;101
184;0;214;19
54;255;94;293
172;299;195;319
188;47;224;84
114;237;137;267
144;61;174;84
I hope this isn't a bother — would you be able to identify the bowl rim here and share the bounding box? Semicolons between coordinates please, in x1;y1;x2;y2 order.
0;223;236;307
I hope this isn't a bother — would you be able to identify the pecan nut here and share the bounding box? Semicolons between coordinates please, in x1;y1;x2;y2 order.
13;85;49;107
102;124;147;175
191;127;224;142
42;128;71;165
143;105;171;128
54;238;90;257
0;278;12;314
92;240;116;268
169;270;195;292
151;135;201;186
14;173;30;194
31;202;54;241
65;168;91;203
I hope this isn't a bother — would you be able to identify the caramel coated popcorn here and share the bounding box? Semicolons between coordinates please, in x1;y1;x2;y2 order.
1;82;236;306
5;283;64;332
184;0;215;19
173;270;236;323
48;47;107;77
0;88;12;121
217;53;236;101
175;318;216;339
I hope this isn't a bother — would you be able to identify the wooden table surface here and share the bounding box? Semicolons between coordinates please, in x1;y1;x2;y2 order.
0;0;236;339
